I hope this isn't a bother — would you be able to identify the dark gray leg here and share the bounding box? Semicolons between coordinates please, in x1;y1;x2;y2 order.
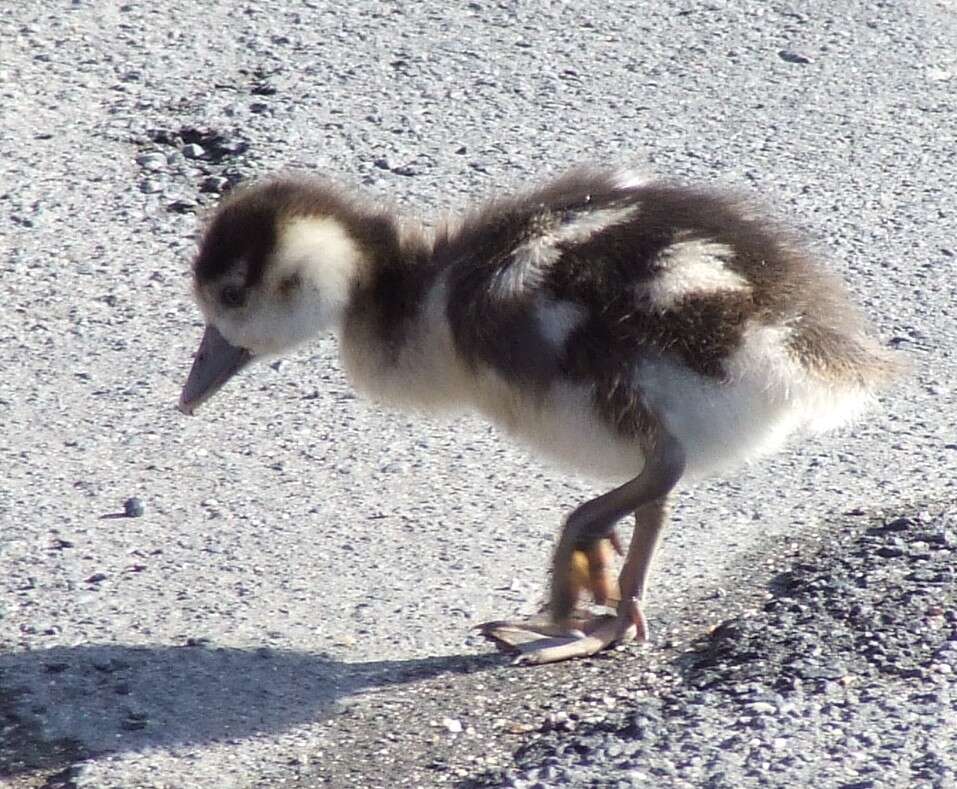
480;432;685;664
549;434;685;624
617;497;669;642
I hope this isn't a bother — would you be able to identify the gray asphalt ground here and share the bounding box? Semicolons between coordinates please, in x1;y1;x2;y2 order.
1;1;955;787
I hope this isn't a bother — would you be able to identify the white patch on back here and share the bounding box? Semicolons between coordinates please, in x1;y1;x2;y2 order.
490;204;640;300
635;322;878;478
641;238;750;309
611;168;655;191
553;204;641;245
489;238;559;298
535;297;587;348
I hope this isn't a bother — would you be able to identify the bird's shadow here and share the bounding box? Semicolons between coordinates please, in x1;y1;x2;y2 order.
0;641;501;778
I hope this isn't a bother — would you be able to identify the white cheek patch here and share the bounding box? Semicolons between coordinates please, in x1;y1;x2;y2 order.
641;239;750;309
274;217;361;324
200;216;365;357
241;216;363;354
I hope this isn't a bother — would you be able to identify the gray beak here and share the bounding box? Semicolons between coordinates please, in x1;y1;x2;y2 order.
178;324;253;415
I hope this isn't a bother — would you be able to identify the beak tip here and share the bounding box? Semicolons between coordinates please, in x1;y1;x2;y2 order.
178;324;252;418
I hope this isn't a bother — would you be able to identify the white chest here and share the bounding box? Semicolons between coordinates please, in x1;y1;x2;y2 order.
471;374;646;483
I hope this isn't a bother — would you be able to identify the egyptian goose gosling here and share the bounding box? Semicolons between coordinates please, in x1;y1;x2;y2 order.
179;168;898;664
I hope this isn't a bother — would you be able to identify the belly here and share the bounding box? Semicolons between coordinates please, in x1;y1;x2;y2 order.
634;332;875;479
473;376;645;482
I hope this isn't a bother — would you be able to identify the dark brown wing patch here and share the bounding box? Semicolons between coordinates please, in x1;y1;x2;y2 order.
439;169;894;438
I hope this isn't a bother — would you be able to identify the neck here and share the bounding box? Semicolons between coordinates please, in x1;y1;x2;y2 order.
338;221;470;412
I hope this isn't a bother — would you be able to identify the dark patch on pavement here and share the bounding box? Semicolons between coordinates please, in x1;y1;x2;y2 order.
463;503;956;787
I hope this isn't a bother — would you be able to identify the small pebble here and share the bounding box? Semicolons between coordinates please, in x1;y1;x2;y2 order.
392;163;420;177
778;50;812;64
124;497;145;517
746;701;777;715
136;152;167;171
182;143;206;159
442;717;463;734
167;198;197;214
875;546;904;558
121;713;148;731
200;175;229;194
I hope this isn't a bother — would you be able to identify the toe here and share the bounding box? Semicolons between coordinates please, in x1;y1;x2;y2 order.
478;623;567;650
515;616;619;665
476;612;589;650
623;596;649;642
586;539;621;606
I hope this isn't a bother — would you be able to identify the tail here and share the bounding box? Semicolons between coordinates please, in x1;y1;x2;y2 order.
791;329;905;434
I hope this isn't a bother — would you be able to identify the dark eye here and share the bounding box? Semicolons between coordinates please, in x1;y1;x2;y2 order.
220;285;246;309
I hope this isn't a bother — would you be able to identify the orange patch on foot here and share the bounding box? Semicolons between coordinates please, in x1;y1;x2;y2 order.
569;541;621;607
569;549;591;599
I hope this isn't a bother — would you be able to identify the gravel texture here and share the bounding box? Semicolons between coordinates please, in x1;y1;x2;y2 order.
465;504;957;788
2;0;955;787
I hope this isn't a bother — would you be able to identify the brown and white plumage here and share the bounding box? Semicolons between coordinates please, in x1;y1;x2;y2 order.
179;167;898;663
